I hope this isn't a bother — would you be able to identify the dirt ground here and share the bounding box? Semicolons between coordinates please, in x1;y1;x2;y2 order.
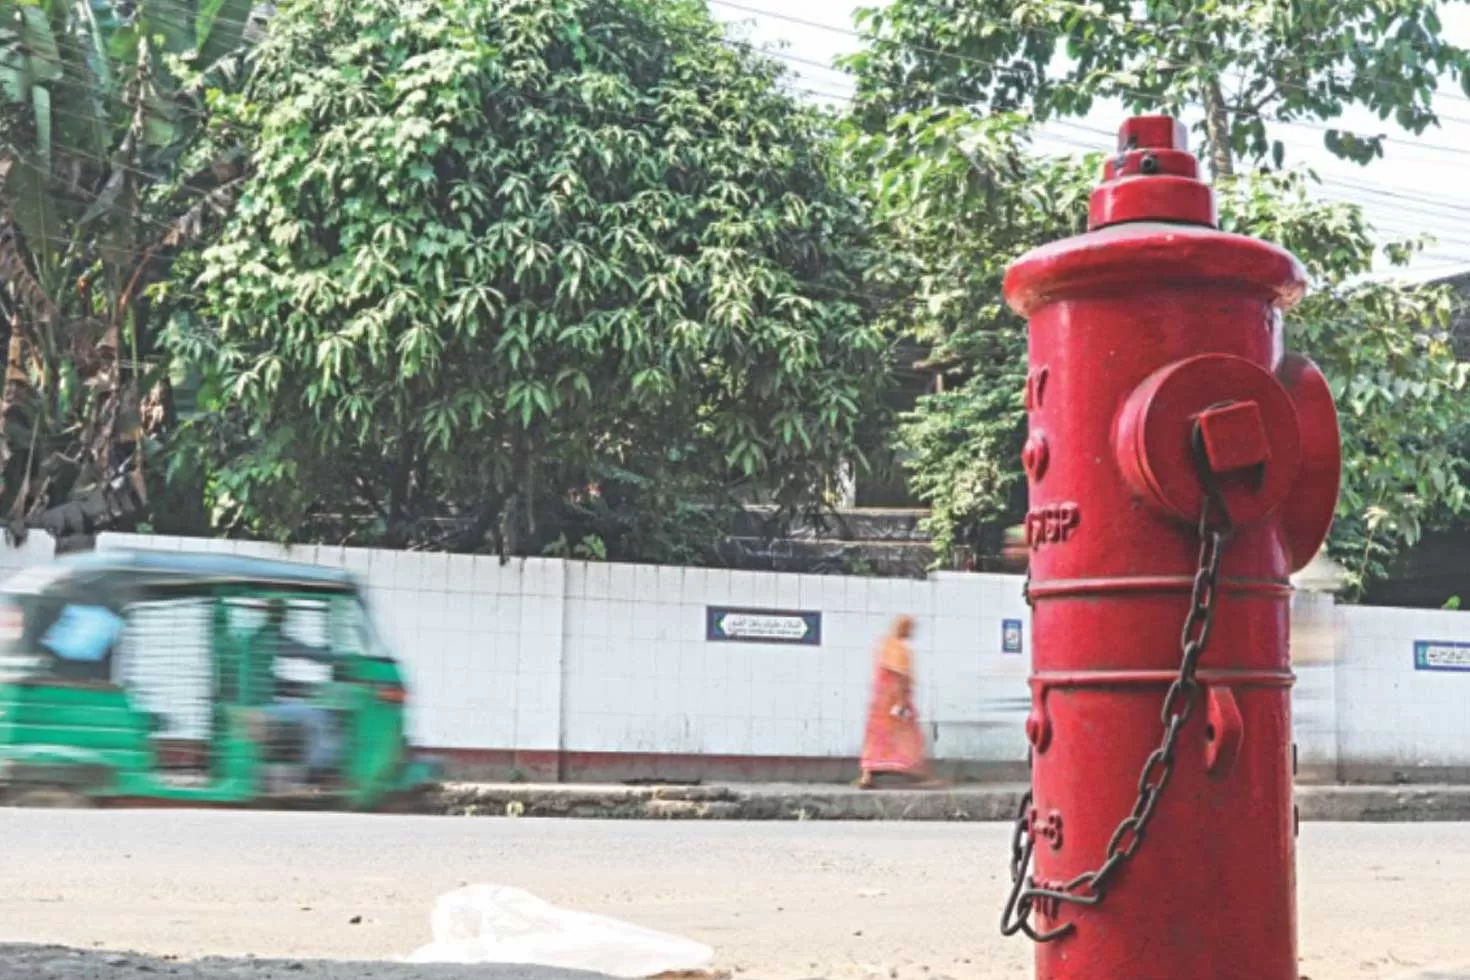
1;810;1468;980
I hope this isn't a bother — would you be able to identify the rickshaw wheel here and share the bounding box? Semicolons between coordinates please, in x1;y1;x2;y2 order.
6;787;95;809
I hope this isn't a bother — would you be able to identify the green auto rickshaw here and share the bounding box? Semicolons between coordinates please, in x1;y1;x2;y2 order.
0;548;440;810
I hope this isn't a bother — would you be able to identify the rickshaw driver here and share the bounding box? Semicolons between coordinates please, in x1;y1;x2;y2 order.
254;598;342;785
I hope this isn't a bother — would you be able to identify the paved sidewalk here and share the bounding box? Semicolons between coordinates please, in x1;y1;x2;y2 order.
429;781;1470;822
9;814;1470;979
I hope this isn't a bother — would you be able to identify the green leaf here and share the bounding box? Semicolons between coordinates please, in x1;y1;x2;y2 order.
141;0;194;55
17;5;63;83
198;0;255;67
29;82;50;172
7;152;59;272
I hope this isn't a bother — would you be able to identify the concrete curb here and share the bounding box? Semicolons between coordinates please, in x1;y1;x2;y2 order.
426;782;1470;822
1295;784;1470;822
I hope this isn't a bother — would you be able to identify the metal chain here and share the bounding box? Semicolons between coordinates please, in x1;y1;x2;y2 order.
1001;420;1234;943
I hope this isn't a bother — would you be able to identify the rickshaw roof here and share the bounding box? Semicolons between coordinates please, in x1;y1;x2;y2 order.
5;548;359;594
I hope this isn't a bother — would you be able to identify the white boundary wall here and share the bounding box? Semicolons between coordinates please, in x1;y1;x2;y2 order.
0;533;1460;782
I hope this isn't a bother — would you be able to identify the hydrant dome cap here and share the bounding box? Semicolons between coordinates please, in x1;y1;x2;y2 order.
1003;222;1308;319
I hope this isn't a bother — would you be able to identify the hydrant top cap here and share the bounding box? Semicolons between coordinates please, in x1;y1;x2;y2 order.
1005;112;1309;319
1116;115;1190;154
1089;115;1216;230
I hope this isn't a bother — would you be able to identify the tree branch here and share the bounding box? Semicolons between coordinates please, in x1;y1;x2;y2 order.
1202;78;1236;179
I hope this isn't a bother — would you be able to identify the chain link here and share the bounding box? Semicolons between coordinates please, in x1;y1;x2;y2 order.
1001;420;1234;943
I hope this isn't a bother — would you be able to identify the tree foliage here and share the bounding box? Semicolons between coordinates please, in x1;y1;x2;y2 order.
845;0;1470;176
0;0;253;545
852;111;1091;562
166;0;888;558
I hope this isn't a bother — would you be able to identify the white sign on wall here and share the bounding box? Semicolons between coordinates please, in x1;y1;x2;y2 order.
706;607;822;646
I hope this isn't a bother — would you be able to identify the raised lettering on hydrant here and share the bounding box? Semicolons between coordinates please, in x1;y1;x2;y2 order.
997;115;1342;980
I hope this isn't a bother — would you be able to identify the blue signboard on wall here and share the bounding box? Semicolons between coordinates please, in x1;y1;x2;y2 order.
1002;618;1023;654
1414;640;1470;672
707;607;822;646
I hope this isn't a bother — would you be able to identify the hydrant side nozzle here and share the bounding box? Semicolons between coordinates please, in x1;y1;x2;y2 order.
1114;354;1303;529
1276;352;1344;574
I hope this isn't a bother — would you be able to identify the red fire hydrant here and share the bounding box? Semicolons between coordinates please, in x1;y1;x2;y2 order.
998;116;1342;979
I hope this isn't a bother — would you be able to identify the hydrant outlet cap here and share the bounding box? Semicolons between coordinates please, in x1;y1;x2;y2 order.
1089;115;1217;230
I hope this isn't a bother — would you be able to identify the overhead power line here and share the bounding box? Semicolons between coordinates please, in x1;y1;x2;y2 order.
709;0;1470;113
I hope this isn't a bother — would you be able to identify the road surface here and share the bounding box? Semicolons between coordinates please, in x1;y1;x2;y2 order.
1;810;1468;979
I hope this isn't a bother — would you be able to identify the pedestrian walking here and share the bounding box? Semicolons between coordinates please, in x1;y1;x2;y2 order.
857;615;944;790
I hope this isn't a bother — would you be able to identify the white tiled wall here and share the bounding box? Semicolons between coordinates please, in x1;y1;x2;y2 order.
1335;605;1470;775
73;533;1470;778
559;565;1029;760
0;533;54;574
918;573;1031;763
1291;591;1340;777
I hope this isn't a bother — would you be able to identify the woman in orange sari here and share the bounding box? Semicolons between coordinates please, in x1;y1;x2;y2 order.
858;615;943;789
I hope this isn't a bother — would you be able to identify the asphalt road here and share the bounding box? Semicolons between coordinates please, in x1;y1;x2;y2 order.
1;810;1468;980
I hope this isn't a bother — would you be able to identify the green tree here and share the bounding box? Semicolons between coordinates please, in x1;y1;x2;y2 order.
854;111;1092;563
0;0;254;546
847;0;1470;593
846;0;1470;176
166;0;888;559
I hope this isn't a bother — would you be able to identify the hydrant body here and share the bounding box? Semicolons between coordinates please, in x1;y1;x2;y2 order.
1001;117;1341;979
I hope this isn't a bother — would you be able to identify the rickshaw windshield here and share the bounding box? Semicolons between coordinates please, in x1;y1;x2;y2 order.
219;591;384;658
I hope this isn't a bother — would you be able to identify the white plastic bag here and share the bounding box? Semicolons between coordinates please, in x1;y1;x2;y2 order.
407;884;714;978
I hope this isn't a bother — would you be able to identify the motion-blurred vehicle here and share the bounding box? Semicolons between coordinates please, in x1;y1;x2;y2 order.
0;549;439;810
